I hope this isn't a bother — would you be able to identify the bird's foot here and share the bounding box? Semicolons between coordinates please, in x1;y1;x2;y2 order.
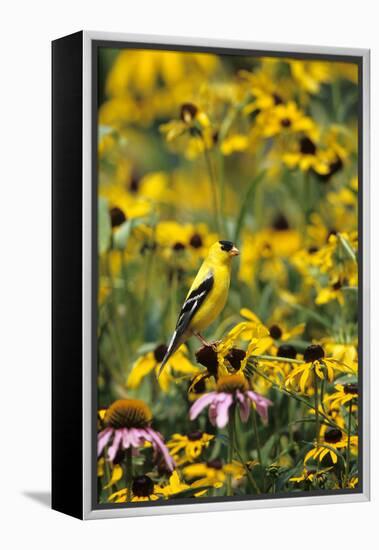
193;332;220;351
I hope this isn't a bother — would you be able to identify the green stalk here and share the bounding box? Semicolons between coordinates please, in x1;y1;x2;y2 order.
226;406;235;496
253;354;303;365
345;399;353;487
203;144;221;234
247;361;347;434
125;448;133;503
314;370;320;447
252;408;263;466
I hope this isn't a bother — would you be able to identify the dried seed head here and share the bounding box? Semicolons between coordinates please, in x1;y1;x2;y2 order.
195;345;218;375
226;347;246;371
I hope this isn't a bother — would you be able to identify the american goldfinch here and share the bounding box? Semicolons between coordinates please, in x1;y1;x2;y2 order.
158;240;239;376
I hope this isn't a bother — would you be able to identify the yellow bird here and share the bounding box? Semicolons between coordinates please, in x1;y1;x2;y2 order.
158;240;239;376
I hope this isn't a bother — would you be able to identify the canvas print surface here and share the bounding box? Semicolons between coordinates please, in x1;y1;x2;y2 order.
96;46;360;506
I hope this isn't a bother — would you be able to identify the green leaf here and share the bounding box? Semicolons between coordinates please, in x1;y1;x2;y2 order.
98;197;111;254
112;217;148;250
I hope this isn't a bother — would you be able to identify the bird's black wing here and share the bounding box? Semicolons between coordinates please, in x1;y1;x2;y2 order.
175;272;214;336
158;272;214;375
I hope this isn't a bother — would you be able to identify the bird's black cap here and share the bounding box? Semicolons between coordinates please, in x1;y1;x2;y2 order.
219;240;234;252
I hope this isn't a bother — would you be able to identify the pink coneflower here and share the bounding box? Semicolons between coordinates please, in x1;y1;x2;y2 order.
189;374;272;428
97;399;175;471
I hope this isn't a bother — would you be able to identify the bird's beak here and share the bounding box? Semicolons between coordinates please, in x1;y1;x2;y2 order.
230;246;240;256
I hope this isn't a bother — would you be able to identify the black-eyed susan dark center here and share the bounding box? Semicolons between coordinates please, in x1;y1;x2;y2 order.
277;344;297;359
154;344;168;363
190;233;203;249
216;374;248;394
303;344;325;363
132;475;155;497
324;427;343;444
110;207;127;228
172;242;186;251
207;458;223;470
344;383;358;395
269;324;283;340
180;102;198;124
105;399;152;429
300;137;317;155
281;118;292;128
187;431;203;441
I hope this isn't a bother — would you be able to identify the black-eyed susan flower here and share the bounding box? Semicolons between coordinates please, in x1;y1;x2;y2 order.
189;373;272;428
183;459;244;489
285;344;341;393
288;60;331;94
108;474;162;503
167;432;214;465
304;426;358;465
97;399;174;471
290;466;333;485
255;101;318;140
324;383;358;410
127;344;199;393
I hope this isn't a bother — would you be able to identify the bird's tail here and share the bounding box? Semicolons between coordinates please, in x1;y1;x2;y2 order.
157;329;182;378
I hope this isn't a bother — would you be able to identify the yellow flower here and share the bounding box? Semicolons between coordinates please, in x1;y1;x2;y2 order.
108;474;162;503
304;427;358;465
160;102;214;159
288;60;331;94
167;432;214;466
106;50;219;97
255;101;319;140
220;134;249;155
290;466;333;484
183;459;243;489
127;344;199;393
285;344;342;393
324;383;358;410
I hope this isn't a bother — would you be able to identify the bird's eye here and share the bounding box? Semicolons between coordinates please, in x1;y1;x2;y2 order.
219;240;234;252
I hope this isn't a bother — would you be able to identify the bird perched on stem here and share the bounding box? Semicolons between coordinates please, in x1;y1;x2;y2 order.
158;240;239;377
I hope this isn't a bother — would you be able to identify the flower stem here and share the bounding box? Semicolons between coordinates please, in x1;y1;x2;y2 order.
254;354;303;365
314;371;320;448
345;399;353;487
226;406;235;496
252;408;263;466
203;146;221;235
125;448;133;503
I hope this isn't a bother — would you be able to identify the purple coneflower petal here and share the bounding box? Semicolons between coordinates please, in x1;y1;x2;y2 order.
121;428;132;449
146;428;175;471
107;429;123;462
247;391;273;425
189;392;217;421
236;390;251;423
215;393;233;428
97;427;113;457
208;402;217;426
